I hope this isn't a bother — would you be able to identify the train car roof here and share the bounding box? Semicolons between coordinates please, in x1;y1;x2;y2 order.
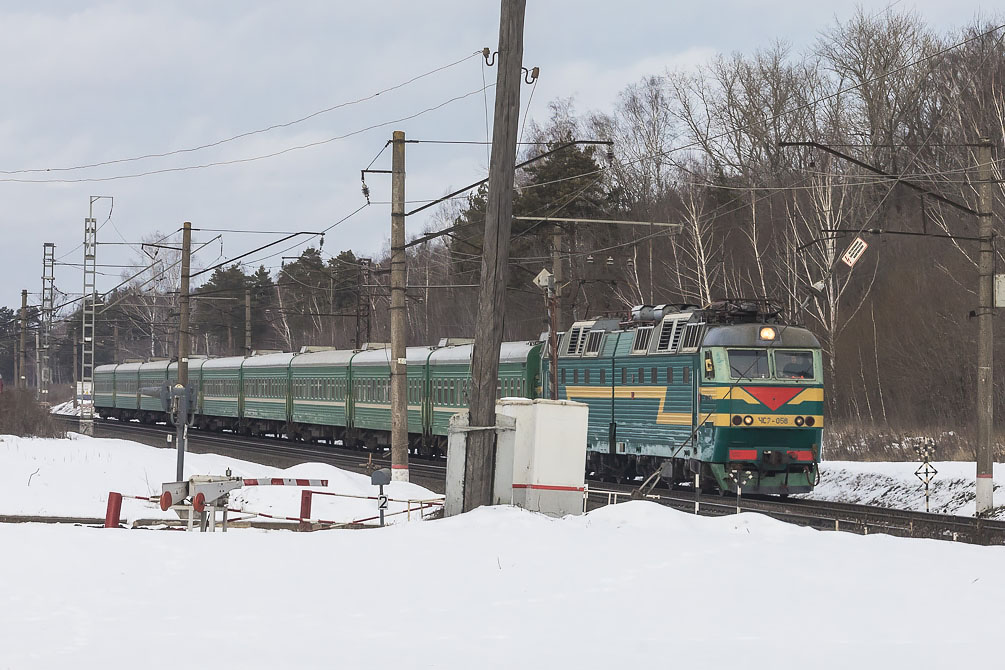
114;362;144;372
201;355;248;370
702;323;821;348
429;340;539;365
351;346;437;367
139;360;171;372
94;363;118;373
242;352;297;369
167;358;209;373
290;349;357;368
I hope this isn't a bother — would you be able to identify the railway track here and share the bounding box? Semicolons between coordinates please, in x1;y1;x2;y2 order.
57;414;1005;545
587;481;1005;546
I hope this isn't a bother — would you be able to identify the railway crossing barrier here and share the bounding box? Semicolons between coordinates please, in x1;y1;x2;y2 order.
104;472;442;531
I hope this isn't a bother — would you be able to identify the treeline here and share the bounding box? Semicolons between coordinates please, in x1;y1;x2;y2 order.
4;9;1004;434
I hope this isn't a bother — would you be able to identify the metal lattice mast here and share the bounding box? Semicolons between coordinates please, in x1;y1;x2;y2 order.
40;242;55;400
80;216;97;436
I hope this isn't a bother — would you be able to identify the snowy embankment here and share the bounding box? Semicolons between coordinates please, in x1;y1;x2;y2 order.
0;502;1002;668
810;461;1004;518
0;433;436;524
0;434;1003;667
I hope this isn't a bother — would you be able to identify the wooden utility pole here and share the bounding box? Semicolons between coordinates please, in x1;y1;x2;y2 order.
976;137;994;515
390;130;409;481
245;287;252;355
19;289;27;389
464;0;527;511
178;222;192;386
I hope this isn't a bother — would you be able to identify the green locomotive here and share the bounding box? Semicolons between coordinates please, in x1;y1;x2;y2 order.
545;301;822;494
93;300;821;494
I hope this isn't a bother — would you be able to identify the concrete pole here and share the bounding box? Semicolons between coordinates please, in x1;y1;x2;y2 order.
245;287;252;356
976;137;994;515
176;222;192;483
464;0;526;511
178;222;192;387
390;131;409;481
19;289;27;389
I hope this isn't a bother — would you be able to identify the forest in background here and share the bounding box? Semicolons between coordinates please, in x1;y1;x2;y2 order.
3;9;1005;453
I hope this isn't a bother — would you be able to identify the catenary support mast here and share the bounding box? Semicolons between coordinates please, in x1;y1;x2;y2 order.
390;131;409;481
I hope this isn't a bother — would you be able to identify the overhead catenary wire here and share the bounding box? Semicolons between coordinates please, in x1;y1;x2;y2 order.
0;51;483;176
0;85;495;184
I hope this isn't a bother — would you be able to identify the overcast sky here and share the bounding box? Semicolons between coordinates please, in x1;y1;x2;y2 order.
0;0;996;310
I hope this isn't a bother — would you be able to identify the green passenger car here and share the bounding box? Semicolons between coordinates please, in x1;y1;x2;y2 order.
112;362;142;414
94;364;117;411
241;352;294;434
290;349;355;440
200;356;245;428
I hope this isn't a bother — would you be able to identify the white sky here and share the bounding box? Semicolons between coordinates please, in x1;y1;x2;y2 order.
0;0;996;310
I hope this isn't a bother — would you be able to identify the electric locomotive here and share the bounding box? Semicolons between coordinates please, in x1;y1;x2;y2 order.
544;300;822;495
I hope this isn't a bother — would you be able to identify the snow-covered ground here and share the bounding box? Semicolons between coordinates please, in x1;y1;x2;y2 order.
809;460;1004;518
0;501;1002;667
48;399;79;416
1;434;1004;667
0;433;438;524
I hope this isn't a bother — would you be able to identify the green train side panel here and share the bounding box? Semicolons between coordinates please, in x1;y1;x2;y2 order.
290;364;350;428
428;363;472;437
557;333;697;458
94;365;117;410
243;369;291;422
351;366;393;433
200;360;243;419
138;362;170;412
113;364;141;410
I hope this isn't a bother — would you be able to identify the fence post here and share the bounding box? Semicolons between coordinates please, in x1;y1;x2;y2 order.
104;492;123;528
299;490;313;532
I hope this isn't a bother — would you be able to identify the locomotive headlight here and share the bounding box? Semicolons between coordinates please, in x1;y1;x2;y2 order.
805;416;816;427
731;415;742;426
743;415;754;426
758;326;777;341
795;416;805;426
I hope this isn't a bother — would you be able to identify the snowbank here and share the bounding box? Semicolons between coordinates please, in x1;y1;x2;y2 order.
810;460;1005;517
0;502;1002;668
0;433;437;524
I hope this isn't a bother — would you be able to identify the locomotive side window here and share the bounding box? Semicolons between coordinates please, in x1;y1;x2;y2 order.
727;350;770;379
775;350;814;379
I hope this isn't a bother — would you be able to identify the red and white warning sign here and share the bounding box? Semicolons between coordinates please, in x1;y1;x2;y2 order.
841;236;869;268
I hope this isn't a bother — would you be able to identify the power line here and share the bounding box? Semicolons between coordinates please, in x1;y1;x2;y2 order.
0;85;495;184
0;51;482;176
